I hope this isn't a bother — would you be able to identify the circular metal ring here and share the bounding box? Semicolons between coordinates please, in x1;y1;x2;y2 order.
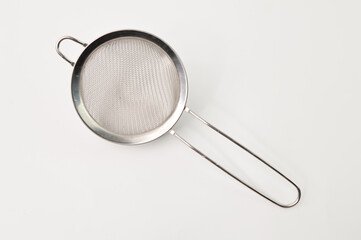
71;30;188;145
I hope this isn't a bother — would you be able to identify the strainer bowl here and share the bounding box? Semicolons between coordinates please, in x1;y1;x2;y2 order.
69;31;188;144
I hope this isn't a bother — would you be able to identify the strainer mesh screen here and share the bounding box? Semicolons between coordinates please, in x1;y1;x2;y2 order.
79;37;180;135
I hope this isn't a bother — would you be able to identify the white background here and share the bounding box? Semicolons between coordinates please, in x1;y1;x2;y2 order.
1;0;361;239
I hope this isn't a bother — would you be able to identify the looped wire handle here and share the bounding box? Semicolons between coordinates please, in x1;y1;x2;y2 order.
56;36;88;66
170;107;301;208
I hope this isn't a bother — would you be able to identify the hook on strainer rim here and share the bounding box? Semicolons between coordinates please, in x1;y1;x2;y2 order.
56;30;301;208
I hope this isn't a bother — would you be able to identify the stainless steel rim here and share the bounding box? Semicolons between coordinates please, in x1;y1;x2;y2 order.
71;30;188;145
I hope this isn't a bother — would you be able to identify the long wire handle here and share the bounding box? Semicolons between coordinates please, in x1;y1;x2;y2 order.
170;107;301;208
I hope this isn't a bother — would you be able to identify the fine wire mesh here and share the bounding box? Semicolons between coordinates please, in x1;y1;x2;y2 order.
79;37;180;136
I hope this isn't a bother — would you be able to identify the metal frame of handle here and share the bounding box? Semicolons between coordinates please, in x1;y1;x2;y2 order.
170;107;301;208
56;36;88;66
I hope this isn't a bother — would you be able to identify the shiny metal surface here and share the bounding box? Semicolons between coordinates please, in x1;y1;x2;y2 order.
171;108;301;208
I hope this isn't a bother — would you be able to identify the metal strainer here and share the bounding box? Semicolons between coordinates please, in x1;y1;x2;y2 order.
56;30;301;208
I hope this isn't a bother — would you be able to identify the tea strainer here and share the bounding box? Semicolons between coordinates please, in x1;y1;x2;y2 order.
56;30;301;208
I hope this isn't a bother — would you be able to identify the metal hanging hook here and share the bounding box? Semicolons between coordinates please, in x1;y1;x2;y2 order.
56;36;88;66
170;107;301;208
